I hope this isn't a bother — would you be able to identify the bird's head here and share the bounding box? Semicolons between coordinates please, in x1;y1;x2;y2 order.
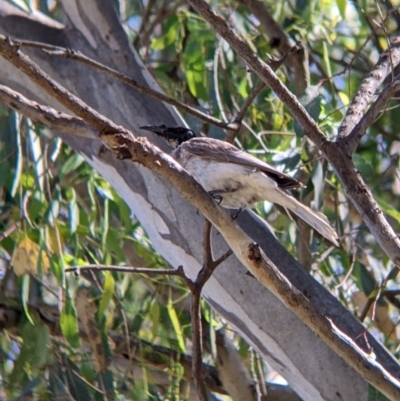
140;124;196;148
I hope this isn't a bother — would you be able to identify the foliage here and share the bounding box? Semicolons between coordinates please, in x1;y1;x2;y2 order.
1;0;400;399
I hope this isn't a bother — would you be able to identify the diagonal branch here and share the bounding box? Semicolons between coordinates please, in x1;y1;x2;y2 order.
16;39;233;130
343;78;400;154
185;0;327;149
237;0;309;94
0;84;96;138
1;51;400;398
185;0;400;268
337;38;400;143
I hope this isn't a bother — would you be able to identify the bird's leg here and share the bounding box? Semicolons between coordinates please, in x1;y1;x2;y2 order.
231;208;242;221
208;190;226;205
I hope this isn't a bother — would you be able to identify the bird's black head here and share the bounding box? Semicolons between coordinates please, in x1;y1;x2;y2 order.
140;124;196;148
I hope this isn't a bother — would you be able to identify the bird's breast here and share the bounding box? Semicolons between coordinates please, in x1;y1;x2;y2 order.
178;156;265;209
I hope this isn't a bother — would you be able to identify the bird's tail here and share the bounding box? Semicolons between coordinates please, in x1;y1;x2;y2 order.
275;192;339;246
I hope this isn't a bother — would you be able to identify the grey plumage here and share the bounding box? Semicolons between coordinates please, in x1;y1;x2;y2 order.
141;125;339;246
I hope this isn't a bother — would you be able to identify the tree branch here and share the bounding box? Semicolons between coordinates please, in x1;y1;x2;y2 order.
190;220;233;400
237;0;309;94
1;45;400;397
17;40;234;130
185;0;327;150
0;84;96;139
65;265;182;276
337;38;400;142
184;0;400;267
342;78;400;154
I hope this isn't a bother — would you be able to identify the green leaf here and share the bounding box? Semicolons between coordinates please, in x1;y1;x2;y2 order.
98;271;115;317
98;370;115;399
27;122;45;192
101;198;109;252
21;171;35;188
16;377;41;399
322;42;332;79
113;190;133;232
10;111;22;197
238;75;249;98
87;179;97;236
60;153;85;177
150;15;179;50
150;301;160;339
95;179;114;201
10;312;50;386
28;190;47;222
336;0;347;19
49;369;72;401
186;69;207;101
21;313;50;368
353;262;376;297
50;254;63;286
60;296;80;348
167;295;186;352
183;35;208;100
21;274;34;325
64;357;92;401
280;153;301;173
68;189;80;234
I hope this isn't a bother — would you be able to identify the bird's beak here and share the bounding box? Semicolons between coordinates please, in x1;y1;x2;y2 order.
139;125;166;135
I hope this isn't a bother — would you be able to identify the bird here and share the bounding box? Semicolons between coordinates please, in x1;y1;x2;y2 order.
140;124;339;246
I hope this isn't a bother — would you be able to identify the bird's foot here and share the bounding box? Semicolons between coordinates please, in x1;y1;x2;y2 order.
231;208;242;220
208;190;224;205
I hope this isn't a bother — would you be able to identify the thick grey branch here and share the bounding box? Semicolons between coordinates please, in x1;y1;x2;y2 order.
1;2;400;398
1;60;400;398
0;83;96;138
343;78;400;154
337;38;400;141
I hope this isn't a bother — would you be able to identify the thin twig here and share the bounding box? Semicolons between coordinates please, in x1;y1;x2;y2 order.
359;267;399;323
2;34;400;399
234;80;265;125
203;219;213;267
213;249;233;269
358;294;374;323
133;0;157;48
190;219;233;400
227;50;296;143
185;0;400;265
65;265;182;275
191;282;208;401
335;240;357;289
213;39;229;124
16;39;234;130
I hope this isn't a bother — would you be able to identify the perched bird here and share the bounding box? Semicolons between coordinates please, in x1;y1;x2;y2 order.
140;124;339;246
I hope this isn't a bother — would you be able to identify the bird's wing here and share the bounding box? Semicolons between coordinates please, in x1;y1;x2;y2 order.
181;138;304;190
